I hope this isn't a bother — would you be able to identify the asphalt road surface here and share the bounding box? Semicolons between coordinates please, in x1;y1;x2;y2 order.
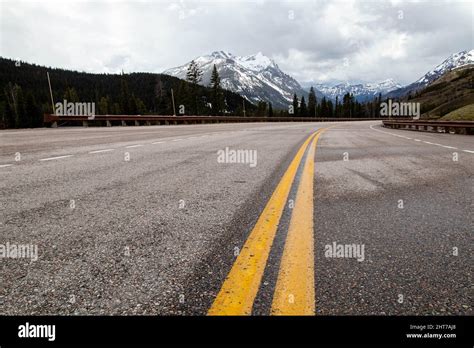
0;121;472;315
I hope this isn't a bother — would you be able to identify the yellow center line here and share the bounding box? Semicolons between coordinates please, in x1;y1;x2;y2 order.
208;129;322;315
271;129;326;315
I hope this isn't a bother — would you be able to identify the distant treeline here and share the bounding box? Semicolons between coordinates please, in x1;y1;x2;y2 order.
0;57;381;129
0;58;256;129
288;87;382;119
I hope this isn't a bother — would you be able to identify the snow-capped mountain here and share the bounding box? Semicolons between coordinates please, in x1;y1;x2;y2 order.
315;79;402;102
386;49;474;98
163;51;316;108
416;49;474;85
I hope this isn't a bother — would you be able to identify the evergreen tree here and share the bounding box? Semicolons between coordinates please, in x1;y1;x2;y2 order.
257;101;267;116
98;96;109;115
186;60;203;85
186;60;203;115
350;93;355;118
3;89;14;128
268;102;273;117
377;92;382;117
63;87;79;103
15;86;27;128
176;80;190;115
320;97;327;117
300;96;307;117
308;87;316;117
112;102;121;115
119;78;131;114
0;100;5;128
356;101;362;118
129;94;138;114
342;93;351;117
136;97;147;114
25;91;40;127
210;64;224;115
327;100;334;118
5;83;25;128
154;77;164;113
292;93;299;116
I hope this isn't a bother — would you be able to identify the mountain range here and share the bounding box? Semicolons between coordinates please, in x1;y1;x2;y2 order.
163;51;319;109
386;49;474;99
314;79;402;102
310;50;473;101
163;49;474;108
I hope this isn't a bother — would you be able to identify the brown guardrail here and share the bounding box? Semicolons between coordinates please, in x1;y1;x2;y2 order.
382;119;474;135
44;114;385;127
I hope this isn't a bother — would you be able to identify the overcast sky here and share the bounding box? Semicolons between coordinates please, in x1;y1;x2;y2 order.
0;0;472;86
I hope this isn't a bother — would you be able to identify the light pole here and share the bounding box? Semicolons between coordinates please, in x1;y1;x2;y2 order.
171;88;176;116
47;72;55;114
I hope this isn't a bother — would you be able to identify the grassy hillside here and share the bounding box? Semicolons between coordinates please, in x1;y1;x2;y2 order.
405;65;474;119
440;104;474;121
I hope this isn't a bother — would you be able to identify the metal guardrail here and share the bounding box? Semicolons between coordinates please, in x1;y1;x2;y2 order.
382;120;474;135
44;114;385;127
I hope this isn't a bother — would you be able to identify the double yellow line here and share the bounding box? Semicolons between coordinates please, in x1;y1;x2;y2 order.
208;128;326;316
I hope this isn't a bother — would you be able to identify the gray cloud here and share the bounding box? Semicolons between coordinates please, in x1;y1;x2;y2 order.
0;0;472;86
